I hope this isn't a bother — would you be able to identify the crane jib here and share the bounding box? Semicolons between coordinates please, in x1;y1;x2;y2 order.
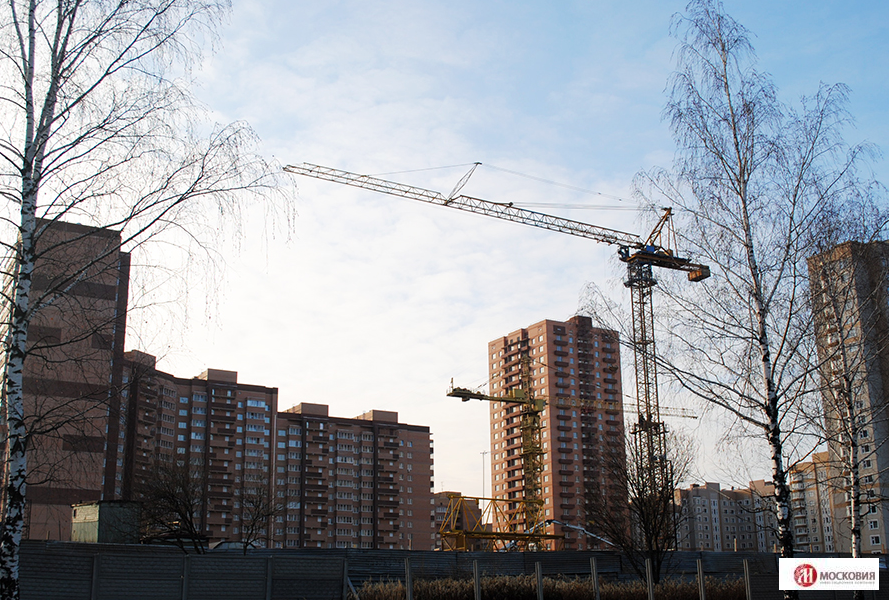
284;163;643;248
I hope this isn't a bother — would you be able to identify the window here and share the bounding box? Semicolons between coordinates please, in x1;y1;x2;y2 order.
871;535;881;545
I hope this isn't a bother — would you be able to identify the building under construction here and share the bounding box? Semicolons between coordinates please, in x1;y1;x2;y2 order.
485;315;626;550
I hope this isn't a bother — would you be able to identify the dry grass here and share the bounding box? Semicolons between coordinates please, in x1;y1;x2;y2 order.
356;575;746;600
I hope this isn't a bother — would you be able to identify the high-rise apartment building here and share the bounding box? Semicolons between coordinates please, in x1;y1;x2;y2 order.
1;220;130;540
275;404;434;550
120;352;280;544
808;241;889;554
487;315;625;550
119;354;437;550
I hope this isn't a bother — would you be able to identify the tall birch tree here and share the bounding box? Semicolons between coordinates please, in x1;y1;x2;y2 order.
0;1;291;597
635;0;882;571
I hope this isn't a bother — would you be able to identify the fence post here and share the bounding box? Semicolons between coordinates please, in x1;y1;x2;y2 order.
696;558;706;600
265;555;274;600
536;562;544;600
473;559;481;600
590;557;601;600
645;558;655;600
181;554;190;600
342;558;349;600
743;559;752;600
90;554;100;600
405;557;413;600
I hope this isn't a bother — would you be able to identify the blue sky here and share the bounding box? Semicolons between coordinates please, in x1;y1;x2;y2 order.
131;0;889;496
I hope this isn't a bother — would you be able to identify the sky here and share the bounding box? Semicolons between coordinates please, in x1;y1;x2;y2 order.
126;0;889;498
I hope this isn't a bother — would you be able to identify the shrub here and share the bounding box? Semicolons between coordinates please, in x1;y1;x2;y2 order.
355;575;746;600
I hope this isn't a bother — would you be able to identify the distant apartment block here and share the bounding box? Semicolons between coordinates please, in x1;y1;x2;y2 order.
675;482;778;552
787;452;835;552
122;355;435;549
275;404;434;550
487;315;625;550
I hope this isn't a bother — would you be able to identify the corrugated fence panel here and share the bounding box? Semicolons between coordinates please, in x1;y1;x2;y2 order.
186;556;269;600
272;555;344;600
456;552;525;577
19;548;94;600
96;554;184;600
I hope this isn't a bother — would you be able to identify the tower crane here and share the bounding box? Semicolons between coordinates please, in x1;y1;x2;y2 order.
444;354;557;550
283;162;710;540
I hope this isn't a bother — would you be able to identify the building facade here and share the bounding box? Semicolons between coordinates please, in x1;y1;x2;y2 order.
121;356;435;549
275;405;434;550
1;220;131;540
487;315;625;550
787;452;835;553
675;482;778;552
808;241;889;554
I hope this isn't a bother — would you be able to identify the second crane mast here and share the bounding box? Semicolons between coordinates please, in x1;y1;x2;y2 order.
284;162;710;511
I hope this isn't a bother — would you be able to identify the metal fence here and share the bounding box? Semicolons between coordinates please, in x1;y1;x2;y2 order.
17;541;886;600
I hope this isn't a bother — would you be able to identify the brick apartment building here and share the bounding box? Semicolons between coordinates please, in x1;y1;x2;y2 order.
487;315;626;550
3;219;435;549
0;220;131;540
123;353;436;549
275;404;434;550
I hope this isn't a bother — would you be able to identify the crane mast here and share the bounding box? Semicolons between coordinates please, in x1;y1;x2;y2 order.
284;161;710;546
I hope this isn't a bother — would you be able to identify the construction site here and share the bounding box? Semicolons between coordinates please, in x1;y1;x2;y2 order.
284;163;709;553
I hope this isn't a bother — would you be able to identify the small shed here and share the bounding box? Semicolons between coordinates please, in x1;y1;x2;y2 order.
71;500;141;544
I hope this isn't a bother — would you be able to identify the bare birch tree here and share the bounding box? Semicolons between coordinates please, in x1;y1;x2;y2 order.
0;1;291;596
635;0;883;569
